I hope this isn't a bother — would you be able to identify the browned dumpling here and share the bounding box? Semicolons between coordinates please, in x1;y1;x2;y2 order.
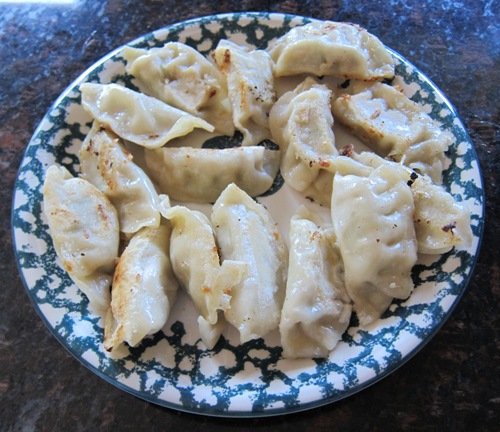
213;40;276;146
164;205;246;349
123;42;234;136
104;224;179;351
280;210;352;359
211;184;288;343
43;165;119;310
331;163;417;326
269;77;337;206
79;122;161;235
267;21;395;81
332;82;453;184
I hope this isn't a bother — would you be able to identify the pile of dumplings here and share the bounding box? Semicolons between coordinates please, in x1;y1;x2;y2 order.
42;21;473;359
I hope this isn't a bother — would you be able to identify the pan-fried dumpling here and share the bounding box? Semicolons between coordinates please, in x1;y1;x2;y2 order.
332;82;453;183
143;145;280;203
267;21;395;80
331;163;418;326
412;175;473;254
211;183;288;343
80;83;214;149
345;149;473;254
79;122;161;235
122;43;234;136
269;77;337;206
164;205;246;349
212;40;276;146
42;165;119;310
104;224;179;351
280;211;352;359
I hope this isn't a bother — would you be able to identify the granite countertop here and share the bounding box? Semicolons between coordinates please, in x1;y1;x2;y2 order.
1;1;498;431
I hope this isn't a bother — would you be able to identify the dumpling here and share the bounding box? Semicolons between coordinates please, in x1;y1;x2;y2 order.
410;174;473;254
104;224;179;351
212;40;276;146
123;43;234;136
267;21;395;80
345;149;473;254
332;82;453;183
164;205;246;349
269;77;337;206
42;165;119;310
280;210;352;359
211;183;288;343
80;83;214;149
79;122;161;235
331;163;418;326
143;145;280;203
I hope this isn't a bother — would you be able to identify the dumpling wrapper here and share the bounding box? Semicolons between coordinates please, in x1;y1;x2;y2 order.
411;176;473;254
143;145;280;203
104;224;179;351
280;211;352;359
79;122;161;235
331;163;418;326
42;165;119;310
269;77;337;206
80;82;214;149
212;39;276;146
211;183;288;343
164;205;246;349
332;82;453;184
345;150;473;254
267;21;395;81
123;42;234;136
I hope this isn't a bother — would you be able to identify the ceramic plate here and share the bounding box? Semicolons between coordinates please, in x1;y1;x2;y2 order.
12;12;484;417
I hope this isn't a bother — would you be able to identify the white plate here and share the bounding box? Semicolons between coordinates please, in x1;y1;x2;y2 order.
12;12;484;417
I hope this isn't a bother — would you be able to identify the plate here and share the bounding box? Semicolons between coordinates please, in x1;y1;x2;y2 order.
12;12;484;417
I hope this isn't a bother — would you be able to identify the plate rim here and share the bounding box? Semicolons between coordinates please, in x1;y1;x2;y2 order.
11;11;486;418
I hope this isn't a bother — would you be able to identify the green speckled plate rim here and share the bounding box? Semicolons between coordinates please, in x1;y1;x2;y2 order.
11;12;485;417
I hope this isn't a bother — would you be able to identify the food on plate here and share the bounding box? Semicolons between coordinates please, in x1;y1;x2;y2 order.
331;163;418;326
80;82;214;149
143;145;280;203
280;209;352;359
212;39;276;146
267;21;395;80
42;165;119;310
343;149;473;254
79;122;161;235
41;19;473;359
104;224;179;351
411;176;473;254
269;77;338;206
123;42;234;136
211;184;288;343
164;205;246;349
332;81;453;183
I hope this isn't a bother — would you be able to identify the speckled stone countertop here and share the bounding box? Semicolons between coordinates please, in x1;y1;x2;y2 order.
1;1;499;431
